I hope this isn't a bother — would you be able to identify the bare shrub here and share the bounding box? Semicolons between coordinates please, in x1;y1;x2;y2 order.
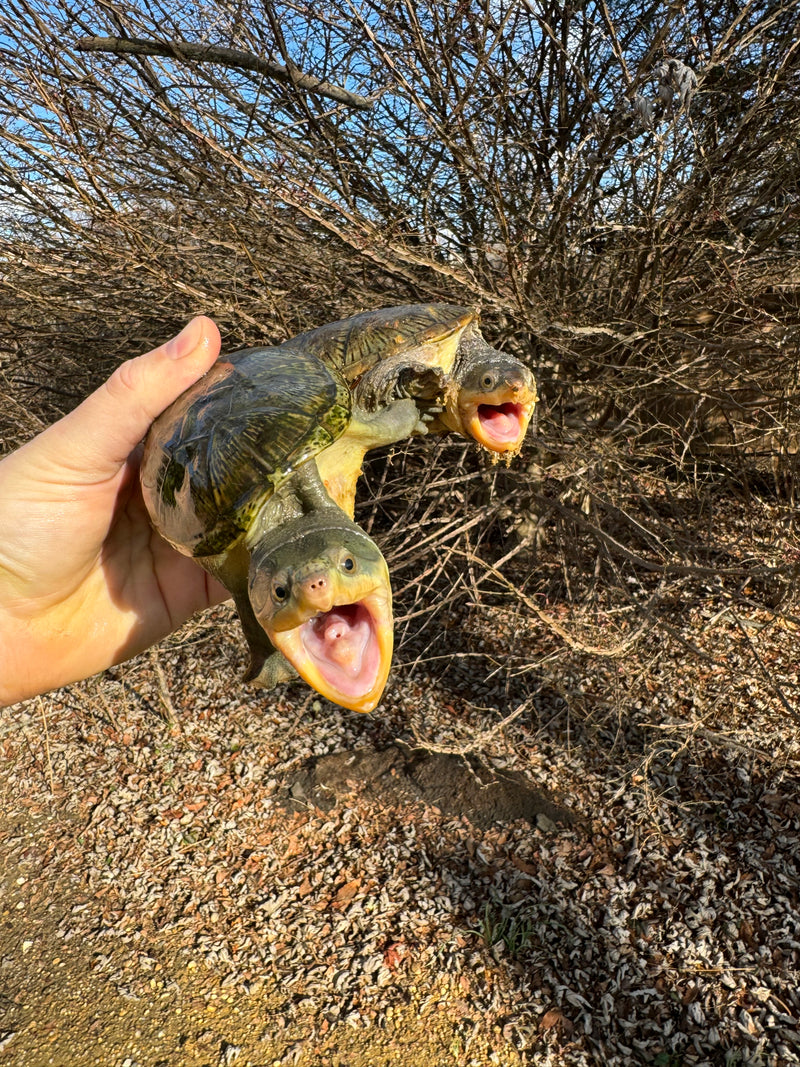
1;0;799;741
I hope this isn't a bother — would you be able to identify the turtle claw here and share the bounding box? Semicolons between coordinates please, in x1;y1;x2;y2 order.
420;406;443;420
395;365;447;401
244;650;299;689
356;361;447;411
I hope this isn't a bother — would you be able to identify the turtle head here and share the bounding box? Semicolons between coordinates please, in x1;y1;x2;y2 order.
248;511;393;713
445;346;538;455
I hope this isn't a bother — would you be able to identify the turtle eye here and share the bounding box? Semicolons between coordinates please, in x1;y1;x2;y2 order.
481;373;495;391
342;556;356;572
273;583;289;602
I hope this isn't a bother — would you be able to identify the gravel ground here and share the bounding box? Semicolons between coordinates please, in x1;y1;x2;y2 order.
2;464;800;1067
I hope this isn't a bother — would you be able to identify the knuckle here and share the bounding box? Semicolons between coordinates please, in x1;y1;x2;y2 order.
106;354;145;401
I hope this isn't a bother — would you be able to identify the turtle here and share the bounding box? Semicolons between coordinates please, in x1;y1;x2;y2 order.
140;344;427;713
280;304;538;474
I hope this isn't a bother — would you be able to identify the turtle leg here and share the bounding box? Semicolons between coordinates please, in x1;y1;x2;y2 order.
232;586;298;688
203;544;298;689
355;361;447;413
350;395;432;443
243;646;299;689
395;364;448;405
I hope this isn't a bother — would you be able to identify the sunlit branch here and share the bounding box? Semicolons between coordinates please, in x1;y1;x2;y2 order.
75;35;376;111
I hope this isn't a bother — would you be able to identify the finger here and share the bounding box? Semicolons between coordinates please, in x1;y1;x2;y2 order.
42;316;222;478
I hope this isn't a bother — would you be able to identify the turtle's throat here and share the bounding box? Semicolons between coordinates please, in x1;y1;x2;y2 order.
462;388;537;453
302;603;381;698
268;588;392;713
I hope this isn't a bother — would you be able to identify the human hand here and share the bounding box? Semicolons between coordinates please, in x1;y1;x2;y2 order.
0;317;229;707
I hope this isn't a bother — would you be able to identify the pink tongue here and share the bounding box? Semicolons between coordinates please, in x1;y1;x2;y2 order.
302;605;374;686
478;402;522;443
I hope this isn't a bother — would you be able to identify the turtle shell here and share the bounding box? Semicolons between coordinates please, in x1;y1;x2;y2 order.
282;304;475;385
141;346;351;559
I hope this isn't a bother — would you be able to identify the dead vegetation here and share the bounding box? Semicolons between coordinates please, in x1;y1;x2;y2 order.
0;0;797;815
1;1;800;1062
1;0;799;862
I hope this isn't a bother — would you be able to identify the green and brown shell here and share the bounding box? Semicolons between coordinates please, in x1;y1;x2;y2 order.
141;346;351;559
281;303;475;390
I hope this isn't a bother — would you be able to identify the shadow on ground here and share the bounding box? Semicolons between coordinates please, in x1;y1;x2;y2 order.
280;743;577;830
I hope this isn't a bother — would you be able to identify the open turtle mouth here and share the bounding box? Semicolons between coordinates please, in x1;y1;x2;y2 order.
477;401;526;444
269;594;392;713
458;379;537;454
300;603;380;701
466;400;531;452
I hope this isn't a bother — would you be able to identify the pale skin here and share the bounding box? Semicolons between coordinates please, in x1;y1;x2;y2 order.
0;316;229;708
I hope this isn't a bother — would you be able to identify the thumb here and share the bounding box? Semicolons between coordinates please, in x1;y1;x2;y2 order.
44;316;222;477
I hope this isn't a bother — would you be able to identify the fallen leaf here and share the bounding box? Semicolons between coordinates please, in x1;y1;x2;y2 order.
383;941;407;969
540;1008;574;1040
333;878;362;906
511;854;538;876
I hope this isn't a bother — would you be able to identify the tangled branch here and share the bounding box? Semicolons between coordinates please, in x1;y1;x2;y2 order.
76;35;376;110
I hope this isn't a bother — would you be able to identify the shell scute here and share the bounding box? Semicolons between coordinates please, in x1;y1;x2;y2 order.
285;303;476;380
142;346;351;559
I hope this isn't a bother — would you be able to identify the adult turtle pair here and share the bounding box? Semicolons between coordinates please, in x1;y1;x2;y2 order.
141;304;537;713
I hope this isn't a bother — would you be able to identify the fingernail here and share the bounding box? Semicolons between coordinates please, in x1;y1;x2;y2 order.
164;318;200;360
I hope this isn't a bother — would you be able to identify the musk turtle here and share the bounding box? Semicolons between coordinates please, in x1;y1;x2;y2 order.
140;344;421;712
281;303;538;462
